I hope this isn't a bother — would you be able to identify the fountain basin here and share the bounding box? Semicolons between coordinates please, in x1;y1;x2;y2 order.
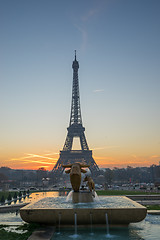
20;195;147;225
68;191;94;203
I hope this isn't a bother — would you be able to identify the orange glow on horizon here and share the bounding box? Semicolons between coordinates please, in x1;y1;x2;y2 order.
1;151;159;171
1;146;159;170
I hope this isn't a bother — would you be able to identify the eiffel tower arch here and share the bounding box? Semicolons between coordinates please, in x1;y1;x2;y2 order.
52;51;100;177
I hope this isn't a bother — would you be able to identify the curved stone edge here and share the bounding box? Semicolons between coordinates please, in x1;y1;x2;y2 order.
20;207;147;225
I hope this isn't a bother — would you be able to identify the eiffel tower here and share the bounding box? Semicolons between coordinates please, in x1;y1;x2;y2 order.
52;51;100;176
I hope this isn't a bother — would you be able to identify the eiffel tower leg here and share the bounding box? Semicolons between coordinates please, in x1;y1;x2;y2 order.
63;134;73;151
52;157;64;173
87;157;100;176
80;132;89;151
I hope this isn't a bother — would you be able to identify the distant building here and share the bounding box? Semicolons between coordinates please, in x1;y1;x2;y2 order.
151;165;160;186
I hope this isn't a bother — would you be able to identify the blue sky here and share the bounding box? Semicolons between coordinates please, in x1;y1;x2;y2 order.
0;0;160;169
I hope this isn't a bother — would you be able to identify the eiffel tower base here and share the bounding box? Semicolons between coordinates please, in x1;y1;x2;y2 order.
53;150;100;179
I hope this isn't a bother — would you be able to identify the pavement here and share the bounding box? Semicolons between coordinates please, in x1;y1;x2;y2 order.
126;194;160;200
147;210;160;215
136;200;160;205
27;226;55;240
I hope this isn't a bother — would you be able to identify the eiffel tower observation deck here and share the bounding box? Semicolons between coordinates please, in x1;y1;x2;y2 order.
52;51;100;176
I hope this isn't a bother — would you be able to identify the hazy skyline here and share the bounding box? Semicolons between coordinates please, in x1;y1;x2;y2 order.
0;0;160;170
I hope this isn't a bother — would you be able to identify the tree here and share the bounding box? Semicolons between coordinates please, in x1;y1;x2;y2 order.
0;195;5;204
104;168;113;185
0;173;8;181
36;167;47;183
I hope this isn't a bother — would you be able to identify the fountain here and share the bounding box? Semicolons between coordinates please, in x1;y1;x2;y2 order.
105;213;109;236
57;212;61;234
20;163;147;226
90;212;93;235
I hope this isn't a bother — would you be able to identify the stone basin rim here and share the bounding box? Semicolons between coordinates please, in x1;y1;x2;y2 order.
20;195;147;225
21;207;146;210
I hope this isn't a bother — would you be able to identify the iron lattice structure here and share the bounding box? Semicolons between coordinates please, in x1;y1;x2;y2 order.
52;52;100;176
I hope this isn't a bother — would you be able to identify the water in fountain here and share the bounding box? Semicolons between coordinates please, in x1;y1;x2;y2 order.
105;213;117;239
69;212;79;238
105;213;109;236
94;191;100;202
90;212;94;235
66;190;73;202
56;212;61;235
74;213;77;236
66;190;99;204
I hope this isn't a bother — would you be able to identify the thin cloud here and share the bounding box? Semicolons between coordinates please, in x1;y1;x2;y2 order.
81;1;107;23
26;153;55;161
73;2;107;51
151;155;159;159
74;24;87;51
13;159;55;165
43;152;59;156
94;156;114;160
8;157;57;163
9;153;58;162
81;8;99;22
28;160;54;165
93;146;120;151
93;89;104;93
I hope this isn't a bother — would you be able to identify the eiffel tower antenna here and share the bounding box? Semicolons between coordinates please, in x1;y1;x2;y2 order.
75;49;76;60
52;52;100;176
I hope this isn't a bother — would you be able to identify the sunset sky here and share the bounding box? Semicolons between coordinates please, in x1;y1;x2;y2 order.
0;0;160;170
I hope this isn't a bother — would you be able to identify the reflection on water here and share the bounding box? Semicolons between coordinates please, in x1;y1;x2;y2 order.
0;191;60;225
53;215;160;240
9;191;62;205
26;191;60;203
59;191;68;196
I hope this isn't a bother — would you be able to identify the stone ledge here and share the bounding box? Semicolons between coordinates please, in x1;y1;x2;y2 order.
0;203;28;213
